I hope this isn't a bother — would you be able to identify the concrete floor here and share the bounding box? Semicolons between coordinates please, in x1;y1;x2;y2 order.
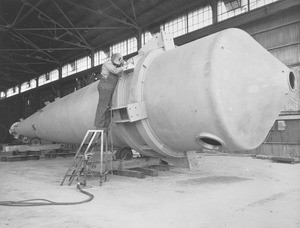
1;153;300;228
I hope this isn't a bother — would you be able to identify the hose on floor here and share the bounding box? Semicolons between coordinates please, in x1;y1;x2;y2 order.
0;183;94;207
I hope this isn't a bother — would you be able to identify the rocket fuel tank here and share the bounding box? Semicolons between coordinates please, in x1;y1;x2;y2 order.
13;28;296;159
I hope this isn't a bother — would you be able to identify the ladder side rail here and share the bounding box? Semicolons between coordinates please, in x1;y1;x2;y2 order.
88;131;103;155
68;159;84;186
84;131;102;157
74;131;94;159
100;130;104;184
83;132;98;156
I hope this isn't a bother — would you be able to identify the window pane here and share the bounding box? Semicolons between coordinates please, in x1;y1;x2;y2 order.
20;82;28;92
112;40;127;56
6;86;19;97
142;31;153;46
49;69;59;81
94;50;109;65
163;16;187;38
218;0;249;21
30;79;37;89
76;56;90;73
62;65;68;78
249;0;279;10
38;69;59;85
128;37;138;54
188;6;213;32
0;91;5;99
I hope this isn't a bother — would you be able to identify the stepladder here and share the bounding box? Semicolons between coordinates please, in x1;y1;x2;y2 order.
60;130;104;186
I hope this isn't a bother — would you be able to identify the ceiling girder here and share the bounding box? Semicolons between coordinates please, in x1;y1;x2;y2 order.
0;62;48;65
0;74;20;83
12;3;26;27
10;31;59;63
16;0;46;26
0;47;85;51
1;55;37;74
21;0;92;50
0;67;34;73
51;0;91;49
13;26;129;31
130;0;137;22
107;0;138;28
0;13;8;25
8;52;58;64
22;31;90;49
61;0;139;29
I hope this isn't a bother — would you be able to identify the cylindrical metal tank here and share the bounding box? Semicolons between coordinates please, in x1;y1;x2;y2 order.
14;28;296;159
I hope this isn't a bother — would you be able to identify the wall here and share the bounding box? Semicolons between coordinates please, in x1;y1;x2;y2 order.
241;5;300;112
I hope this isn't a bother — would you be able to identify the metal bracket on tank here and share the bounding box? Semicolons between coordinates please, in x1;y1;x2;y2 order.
112;101;148;123
161;31;175;51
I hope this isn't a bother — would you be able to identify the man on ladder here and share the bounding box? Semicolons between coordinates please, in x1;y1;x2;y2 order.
94;53;128;131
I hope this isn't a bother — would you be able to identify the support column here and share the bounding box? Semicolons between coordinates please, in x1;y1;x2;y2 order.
91;48;95;68
210;0;218;24
36;76;39;87
137;29;142;50
56;63;62;98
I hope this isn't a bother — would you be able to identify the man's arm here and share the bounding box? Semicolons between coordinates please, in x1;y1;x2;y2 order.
104;61;124;75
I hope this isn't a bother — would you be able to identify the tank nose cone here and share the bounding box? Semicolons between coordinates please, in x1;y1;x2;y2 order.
210;29;293;151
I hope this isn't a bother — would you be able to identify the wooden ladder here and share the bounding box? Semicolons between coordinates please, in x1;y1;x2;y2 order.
60;130;104;186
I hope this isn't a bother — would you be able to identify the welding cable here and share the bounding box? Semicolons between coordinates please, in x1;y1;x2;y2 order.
0;183;94;207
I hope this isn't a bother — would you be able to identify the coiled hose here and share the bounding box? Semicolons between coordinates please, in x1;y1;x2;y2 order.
0;183;94;207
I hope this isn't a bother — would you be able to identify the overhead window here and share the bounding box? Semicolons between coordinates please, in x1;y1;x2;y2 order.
77;56;91;73
161;15;187;38
30;79;37;89
62;56;91;78
6;86;19;97
127;37;138;54
0;91;6;99
110;37;138;57
141;31;153;46
94;50;109;66
249;0;279;10
188;6;213;32
38;69;59;85
111;40;127;57
217;0;249;21
20;82;29;93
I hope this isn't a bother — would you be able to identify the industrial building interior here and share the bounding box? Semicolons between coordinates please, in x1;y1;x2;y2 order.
0;0;300;227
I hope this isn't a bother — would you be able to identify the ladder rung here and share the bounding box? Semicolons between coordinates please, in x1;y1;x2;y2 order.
61;129;105;186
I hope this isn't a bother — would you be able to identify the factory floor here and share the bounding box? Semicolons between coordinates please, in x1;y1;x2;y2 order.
1;153;300;228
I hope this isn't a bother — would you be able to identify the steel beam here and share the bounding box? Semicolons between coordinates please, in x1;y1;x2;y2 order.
0;48;85;51
1;55;36;74
0;14;9;25
61;0;138;29
22;31;90;49
16;0;46;26
0;74;20;83
0;62;48;65
51;0;91;48
0;67;34;73
130;0;137;22
21;0;91;50
14;26;130;31
8;52;59;64
12;3;26;26
107;0;139;28
9;31;59;63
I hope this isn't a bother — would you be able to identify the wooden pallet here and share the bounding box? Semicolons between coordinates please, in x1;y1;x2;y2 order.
0;153;40;162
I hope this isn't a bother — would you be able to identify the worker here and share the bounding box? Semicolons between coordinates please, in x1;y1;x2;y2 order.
94;53;127;130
